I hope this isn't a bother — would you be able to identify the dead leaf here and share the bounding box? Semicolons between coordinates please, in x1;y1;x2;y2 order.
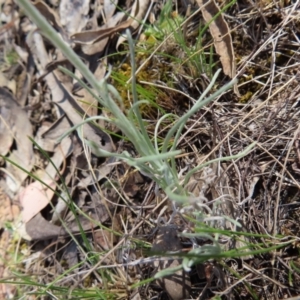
81;12;125;55
34;1;63;33
72;12;129;55
19;180;56;223
28;127;73;223
24;212;66;240
71;18;132;45
197;0;239;96
29;31;114;154
116;0;150;48
0;87;34;193
22;197;113;241
103;0;118;21
152;226;191;300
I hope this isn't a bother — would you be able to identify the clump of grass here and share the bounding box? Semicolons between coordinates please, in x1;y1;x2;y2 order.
10;1;293;299
19;0;246;251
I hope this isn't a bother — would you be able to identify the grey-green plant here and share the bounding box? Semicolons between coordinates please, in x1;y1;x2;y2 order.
16;0;255;197
13;0;266;297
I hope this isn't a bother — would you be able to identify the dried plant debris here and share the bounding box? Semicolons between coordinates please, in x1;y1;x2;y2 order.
116;0;151;48
152;225;191;300
197;0;239;95
59;0;90;36
23;197;112;241
0;0;300;299
34;1;63;33
0;87;34;193
71;17;133;46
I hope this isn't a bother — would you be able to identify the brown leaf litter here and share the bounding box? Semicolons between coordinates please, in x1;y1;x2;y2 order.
197;0;239;96
151;225;191;300
0;0;300;299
